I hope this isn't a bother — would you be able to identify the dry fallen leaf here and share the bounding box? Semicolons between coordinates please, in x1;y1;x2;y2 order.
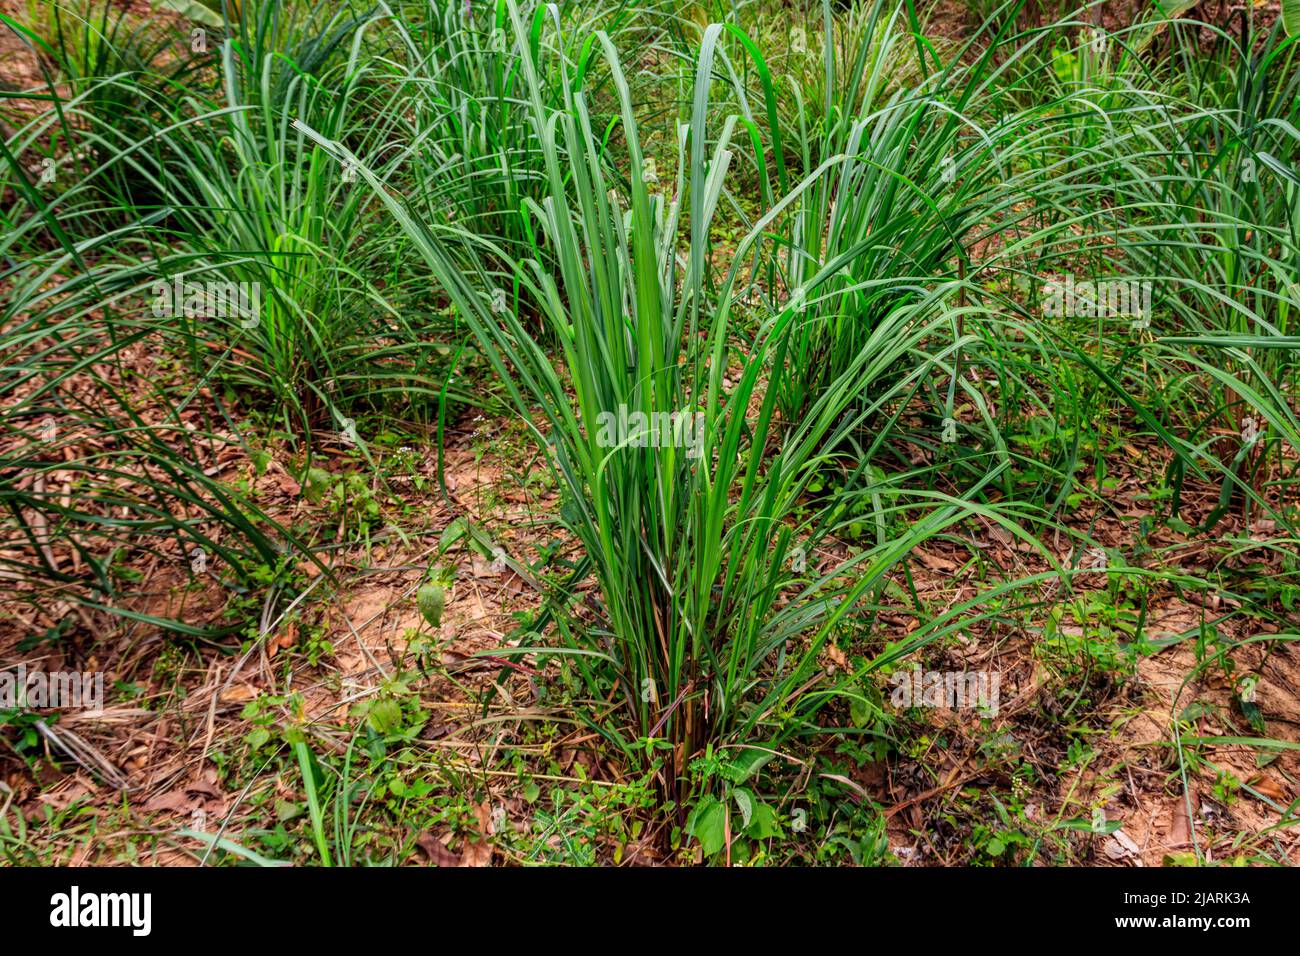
142;771;228;817
1103;828;1141;862
218;683;258;704
416;831;460;867
913;548;957;571
268;620;297;659
1246;775;1288;802
459;801;494;867
824;644;849;671
503;569;527;599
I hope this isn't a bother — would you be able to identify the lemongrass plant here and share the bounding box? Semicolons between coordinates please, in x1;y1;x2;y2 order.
299;0;1011;801
719;0;1066;423
374;0;651;271
0;1;409;632
994;11;1300;530
3;0;487;442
